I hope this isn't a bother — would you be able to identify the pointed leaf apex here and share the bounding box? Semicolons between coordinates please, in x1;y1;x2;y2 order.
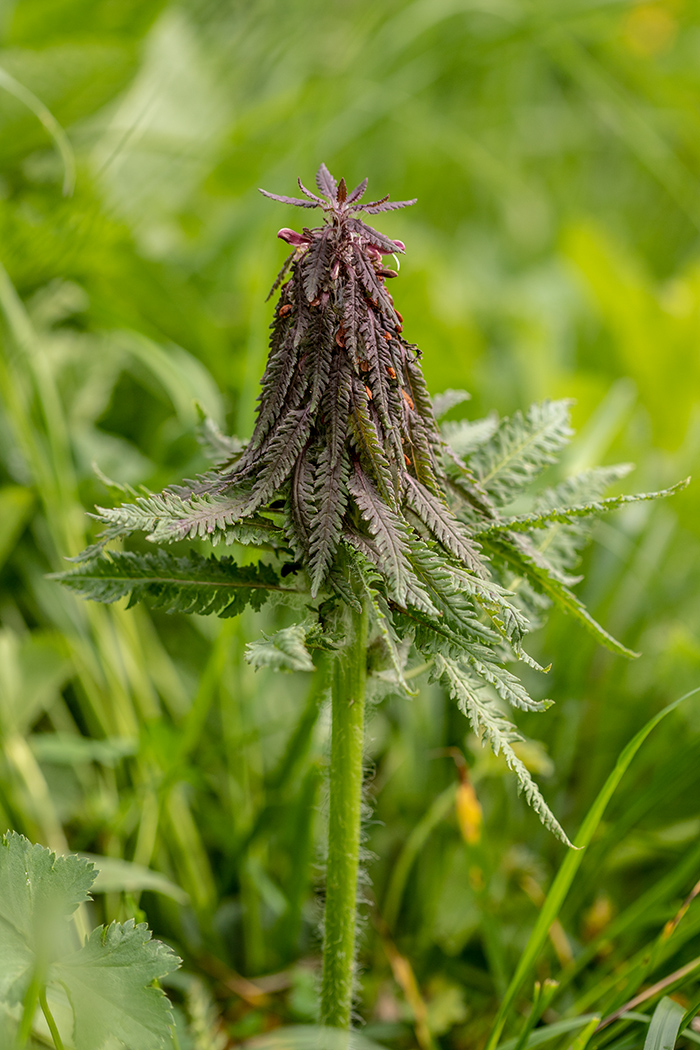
316;162;338;198
337;177;347;203
346;177;369;204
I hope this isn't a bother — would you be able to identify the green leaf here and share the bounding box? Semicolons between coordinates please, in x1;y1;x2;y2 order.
469;400;574;505
0;64;75;194
644;997;686;1050
195;403;244;464
80;855;189;905
494;1015;601;1050
433;654;571;846
52;550;303;618
475;478;689;536
432;388;472;418
353;554;416;696
91;489;284;548
241;1024;392;1049
52;919;179;1050
0;832;95;1004
485;534;639;658
245;625;316;673
563;1015;601;1050
0;834;180;1049
0;485;33;573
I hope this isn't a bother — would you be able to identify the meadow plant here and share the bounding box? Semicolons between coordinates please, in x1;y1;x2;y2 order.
56;165;684;1032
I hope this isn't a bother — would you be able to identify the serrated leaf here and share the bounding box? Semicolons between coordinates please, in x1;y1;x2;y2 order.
348;467;414;606
316;163;338;199
346;176;368;204
432;388;471;419
53;550;302;618
245;625;316;673
476;478;689;536
442;414;499;457
359;197;417;214
470;400;574;505
309;448;350;597
433;656;572;846
0;835;180;1050
0;832;96;1004
52;918;179;1050
195;407;243;465
486;534;639;658
404;474;484;576
302;228;332;301
259;188;319;209
353;555;416;696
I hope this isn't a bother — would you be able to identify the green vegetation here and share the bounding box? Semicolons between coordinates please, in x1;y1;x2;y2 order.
1;2;700;1048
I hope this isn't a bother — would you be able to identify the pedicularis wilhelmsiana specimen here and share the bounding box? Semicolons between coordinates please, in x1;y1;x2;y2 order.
57;164;684;1029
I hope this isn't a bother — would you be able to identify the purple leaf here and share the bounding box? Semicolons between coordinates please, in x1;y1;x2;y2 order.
259;189;319;209
316;163;338;198
346;177;368;204
359;198;418;214
297;177;326;203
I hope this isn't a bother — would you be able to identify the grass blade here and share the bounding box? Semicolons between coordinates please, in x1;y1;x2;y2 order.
0;65;75;195
484;686;700;1050
644;997;685;1050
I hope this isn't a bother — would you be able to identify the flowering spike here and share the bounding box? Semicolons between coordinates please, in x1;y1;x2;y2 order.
60;165;682;845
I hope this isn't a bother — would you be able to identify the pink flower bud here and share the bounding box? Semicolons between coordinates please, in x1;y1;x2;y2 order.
277;228;311;247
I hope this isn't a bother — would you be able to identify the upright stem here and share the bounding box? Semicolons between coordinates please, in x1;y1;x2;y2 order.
320;599;369;1029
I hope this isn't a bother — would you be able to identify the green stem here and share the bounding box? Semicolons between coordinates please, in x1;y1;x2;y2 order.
320;599;369;1030
39;987;65;1050
16;967;41;1049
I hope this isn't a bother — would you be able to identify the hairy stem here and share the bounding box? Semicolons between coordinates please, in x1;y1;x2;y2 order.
320;599;369;1029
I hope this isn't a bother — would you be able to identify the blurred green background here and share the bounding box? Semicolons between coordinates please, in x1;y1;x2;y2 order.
1;1;700;1047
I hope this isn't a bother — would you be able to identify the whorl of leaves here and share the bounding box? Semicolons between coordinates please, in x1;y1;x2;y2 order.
56;165;686;842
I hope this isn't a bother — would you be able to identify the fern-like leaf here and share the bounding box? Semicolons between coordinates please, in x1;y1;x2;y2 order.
486;533;639;657
309;448;350;597
433;654;571;846
52;551;302;617
315;163;338;199
477;478;688;536
347;466;414;606
470;400;574;505
404;475;484;576
245;625;316;672
353;554;416;696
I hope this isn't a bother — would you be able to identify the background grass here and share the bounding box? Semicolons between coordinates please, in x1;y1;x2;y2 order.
1;1;700;1047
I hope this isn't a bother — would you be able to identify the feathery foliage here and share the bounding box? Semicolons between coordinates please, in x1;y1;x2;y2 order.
55;165;683;841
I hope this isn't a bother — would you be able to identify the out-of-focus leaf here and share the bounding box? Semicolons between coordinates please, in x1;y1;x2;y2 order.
245;625;315;673
0;485;32;571
644;996;685;1050
80;853;188;904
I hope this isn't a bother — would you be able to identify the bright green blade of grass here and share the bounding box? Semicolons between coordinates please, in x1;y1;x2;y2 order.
485;685;700;1050
644;997;685;1050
